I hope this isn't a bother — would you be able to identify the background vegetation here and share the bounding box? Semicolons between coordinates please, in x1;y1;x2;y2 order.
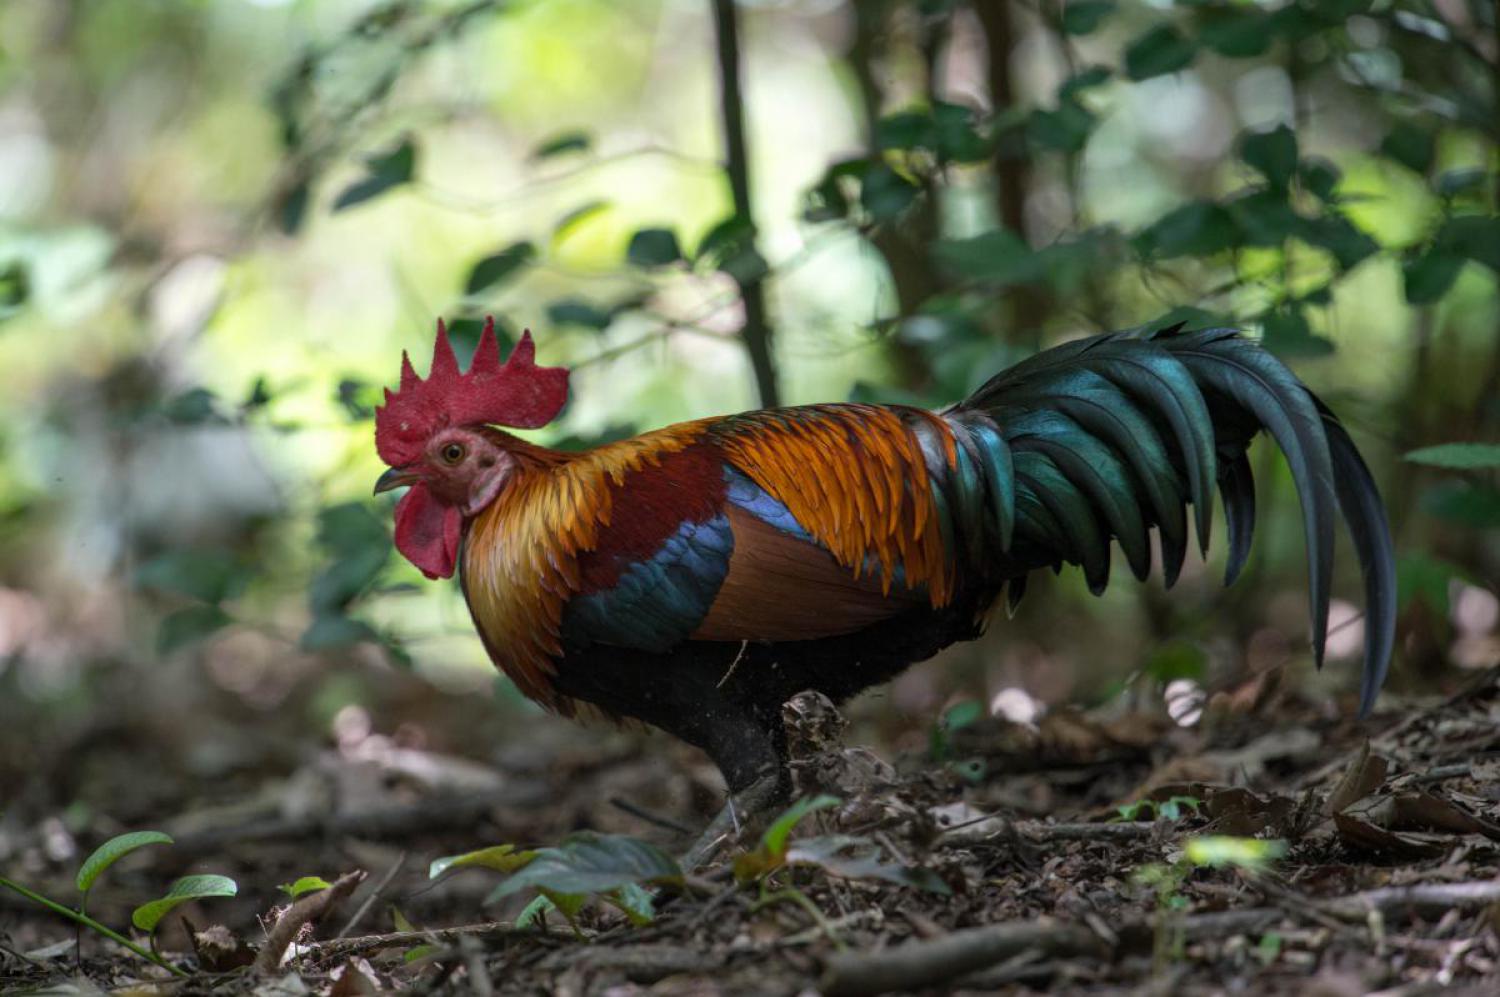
0;0;1497;950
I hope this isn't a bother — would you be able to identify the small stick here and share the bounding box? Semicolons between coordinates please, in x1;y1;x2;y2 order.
459;936;494;997
253;870;366;974
609;798;696;836
335;853;405;940
717;640;750;689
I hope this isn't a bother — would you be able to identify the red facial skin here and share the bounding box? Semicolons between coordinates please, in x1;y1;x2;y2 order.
384;427;515;579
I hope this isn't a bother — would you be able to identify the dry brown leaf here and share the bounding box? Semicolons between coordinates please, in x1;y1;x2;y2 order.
1326;741;1388;814
1332;812;1445;859
1392;791;1500;841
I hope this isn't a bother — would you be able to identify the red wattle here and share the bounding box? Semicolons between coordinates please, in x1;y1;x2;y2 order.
393;484;463;579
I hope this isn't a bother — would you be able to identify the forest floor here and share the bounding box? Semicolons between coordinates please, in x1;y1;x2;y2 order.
3;666;1500;995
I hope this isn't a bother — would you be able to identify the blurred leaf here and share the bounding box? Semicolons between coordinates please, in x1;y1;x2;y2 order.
932;229;1037;282
465;242;536;294
1028;100;1095;153
163;388;227;425
1143;641;1207;684
1058;66;1112;101
429;845;538;880
930;101;991;162
1062;0;1114;35
487;832;681;902
300;615;378;651
604;881;656;925
1420;482;1500;528
860;164;920;222
336;377;381;421
876;109;931;151
1380;123;1435;174
1184;836;1286;870
1241;126;1298;190
445;316;515;364
1434;168;1488;198
546;297;612;331
136;550;247;603
76;831;173;895
158;605;231;655
1124;25;1196;80
1405;443;1500;469
942;700;983;731
278;876;332;898
552;201;610;242
785;836;951;894
277;178;311;236
1261;306;1333;357
696;214;767;283
1436;215;1500;271
1297;158;1341;202
0;260;28;318
1226;188;1301;247
1134;201;1238;257
1403;250;1465;305
333;137;416;212
515;894;555;928
1299;214;1379;270
317;503;388;562
531;130;591;159
131;875;238;933
1197;8;1274;57
626;228;683;267
1397;553;1460;614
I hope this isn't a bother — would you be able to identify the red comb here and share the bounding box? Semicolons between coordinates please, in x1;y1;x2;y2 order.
375;318;569;466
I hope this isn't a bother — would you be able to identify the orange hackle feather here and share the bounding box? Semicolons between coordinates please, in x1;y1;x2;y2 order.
712;405;955;605
461;423;710;714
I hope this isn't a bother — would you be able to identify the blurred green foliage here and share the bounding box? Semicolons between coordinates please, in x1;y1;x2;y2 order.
0;0;1495;741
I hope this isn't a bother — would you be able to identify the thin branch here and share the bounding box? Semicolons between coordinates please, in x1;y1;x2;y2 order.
710;0;779;407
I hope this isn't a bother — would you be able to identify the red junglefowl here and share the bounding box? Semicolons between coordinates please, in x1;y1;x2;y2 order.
374;318;1394;798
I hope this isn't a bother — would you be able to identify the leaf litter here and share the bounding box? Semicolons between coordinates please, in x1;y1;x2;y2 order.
2;672;1500;993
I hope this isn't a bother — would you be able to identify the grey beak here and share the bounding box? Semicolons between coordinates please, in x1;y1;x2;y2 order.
374;466;419;495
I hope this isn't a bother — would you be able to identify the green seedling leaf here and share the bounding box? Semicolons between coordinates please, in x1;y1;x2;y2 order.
516;894;555;928
734;795;841;882
487;832;681;903
1405;443;1500;470
786;836;951;894
1183;836;1287;870
604;882;656;925
277;876;333;898
1255;931;1283;966
429;844;537;880
131;874;238;933
77;831;173;895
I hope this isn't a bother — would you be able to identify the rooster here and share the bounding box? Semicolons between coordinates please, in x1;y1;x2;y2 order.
374;318;1394;796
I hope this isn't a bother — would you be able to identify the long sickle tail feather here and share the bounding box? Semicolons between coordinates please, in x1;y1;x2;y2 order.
949;325;1396;716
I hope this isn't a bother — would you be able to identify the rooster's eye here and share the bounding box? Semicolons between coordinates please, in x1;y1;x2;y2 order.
440;442;466;465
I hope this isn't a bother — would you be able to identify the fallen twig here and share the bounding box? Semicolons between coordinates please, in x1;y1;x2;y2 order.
298;921;573;962
819;879;1500;995
335;853;405;940
820;916;1107;996
253;869;366;974
939;818;1161;847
